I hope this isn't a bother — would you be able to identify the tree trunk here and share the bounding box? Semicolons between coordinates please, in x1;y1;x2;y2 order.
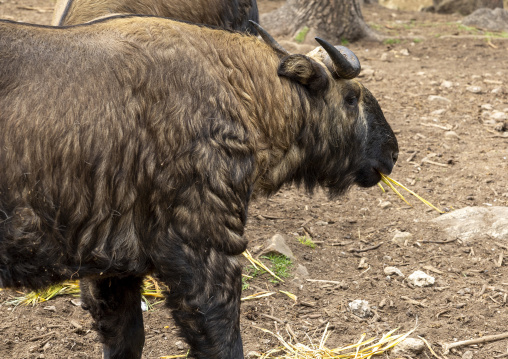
260;0;383;44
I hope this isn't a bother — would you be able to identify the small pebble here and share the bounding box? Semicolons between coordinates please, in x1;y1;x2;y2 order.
379;201;392;209
428;95;451;103
490;111;508;121
431;109;446;116
384;266;404;277
348;300;372;318
444;131;460;140
466;86;482;94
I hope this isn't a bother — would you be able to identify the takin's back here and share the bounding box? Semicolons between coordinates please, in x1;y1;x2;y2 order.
52;0;259;34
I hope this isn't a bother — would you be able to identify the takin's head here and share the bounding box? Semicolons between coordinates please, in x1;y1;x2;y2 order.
253;22;399;195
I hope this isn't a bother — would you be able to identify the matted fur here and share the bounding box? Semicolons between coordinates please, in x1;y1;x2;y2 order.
0;16;397;359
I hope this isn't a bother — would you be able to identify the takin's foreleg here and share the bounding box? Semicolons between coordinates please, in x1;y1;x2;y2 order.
156;244;244;359
80;276;145;359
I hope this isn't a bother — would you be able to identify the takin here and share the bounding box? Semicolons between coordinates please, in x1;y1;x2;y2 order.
52;0;259;33
0;16;398;359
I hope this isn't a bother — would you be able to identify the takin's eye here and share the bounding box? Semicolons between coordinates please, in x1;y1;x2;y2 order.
345;94;358;108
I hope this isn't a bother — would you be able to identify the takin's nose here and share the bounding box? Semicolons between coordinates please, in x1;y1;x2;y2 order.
377;149;398;176
392;151;399;165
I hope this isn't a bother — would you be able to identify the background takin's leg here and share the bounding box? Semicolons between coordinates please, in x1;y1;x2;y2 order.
156;245;244;359
80;276;145;359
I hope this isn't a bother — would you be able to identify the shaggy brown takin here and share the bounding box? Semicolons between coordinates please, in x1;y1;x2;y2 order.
0;16;398;359
52;0;259;33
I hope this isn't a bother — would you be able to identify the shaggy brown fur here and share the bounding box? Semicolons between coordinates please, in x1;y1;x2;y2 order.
52;0;258;33
0;16;397;359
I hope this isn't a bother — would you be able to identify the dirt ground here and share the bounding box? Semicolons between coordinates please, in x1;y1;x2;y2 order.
1;1;508;358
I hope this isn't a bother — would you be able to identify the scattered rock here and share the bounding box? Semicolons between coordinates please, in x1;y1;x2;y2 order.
431;109;446;116
462;350;474;359
70;299;82;307
360;68;375;77
141;301;148;312
391;337;425;356
175;340;185;350
427;0;504;16
348;300;372;318
463;8;508;32
246;351;262;359
43;306;57;312
314;220;329;226
428;95;451;103
492;87;504;94
432;206;508;243
466;86;482;94
481;104;493;110
379;201;392;209
407;270;435;287
392;231;413;246
261;234;296;261
380;52;389;61
490;111;508;121
400;48;410;56
440;80;453;88
294;264;309;278
444;131;460;140
494;122;507;132
384;266;404;277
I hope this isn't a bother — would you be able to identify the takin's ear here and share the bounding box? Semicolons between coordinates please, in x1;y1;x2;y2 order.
278;55;329;93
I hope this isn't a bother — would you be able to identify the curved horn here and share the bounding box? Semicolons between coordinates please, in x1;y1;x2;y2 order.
314;37;361;79
249;20;289;56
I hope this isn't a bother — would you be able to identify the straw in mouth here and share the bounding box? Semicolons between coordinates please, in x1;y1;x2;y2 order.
378;173;445;214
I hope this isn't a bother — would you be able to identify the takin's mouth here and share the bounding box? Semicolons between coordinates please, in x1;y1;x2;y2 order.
354;156;397;188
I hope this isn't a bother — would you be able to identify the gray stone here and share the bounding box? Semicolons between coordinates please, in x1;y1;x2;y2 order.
462;350;474;359
175;340;185;350
463;8;508;32
261;234;296;261
430;0;503;15
441;80;453;88
392;337;425;356
432;207;508;243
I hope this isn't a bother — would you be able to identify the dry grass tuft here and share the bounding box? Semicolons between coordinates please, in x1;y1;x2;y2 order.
4;276;166;306
255;324;415;359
